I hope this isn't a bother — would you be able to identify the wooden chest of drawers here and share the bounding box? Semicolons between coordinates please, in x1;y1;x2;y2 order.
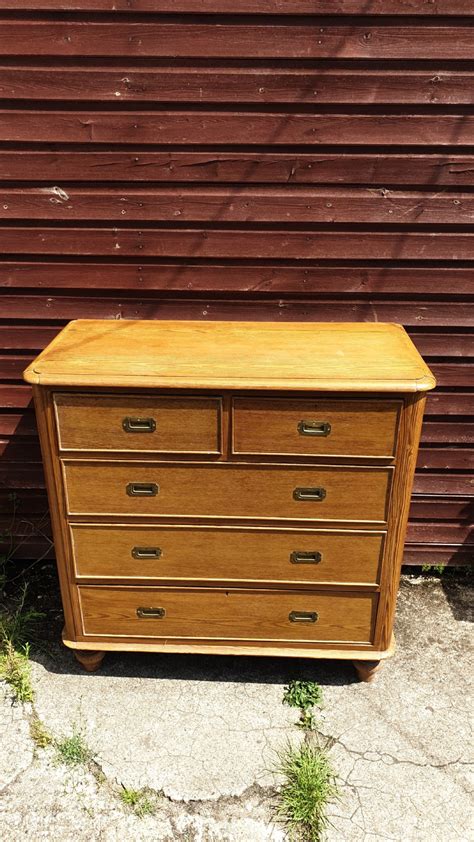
24;320;435;681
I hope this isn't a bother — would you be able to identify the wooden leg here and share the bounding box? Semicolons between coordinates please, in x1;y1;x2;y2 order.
74;650;105;672
352;660;382;683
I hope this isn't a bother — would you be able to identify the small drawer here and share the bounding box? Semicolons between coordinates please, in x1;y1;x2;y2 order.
78;586;378;644
232;398;400;458
71;524;384;585
54;393;221;454
63;462;391;523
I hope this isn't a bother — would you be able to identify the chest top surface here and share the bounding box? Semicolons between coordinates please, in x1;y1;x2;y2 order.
23;319;435;393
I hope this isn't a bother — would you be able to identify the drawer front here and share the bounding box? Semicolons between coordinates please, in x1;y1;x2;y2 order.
71;524;384;584
64;462;391;522
232;398;400;458
54;393;221;454
79;586;377;644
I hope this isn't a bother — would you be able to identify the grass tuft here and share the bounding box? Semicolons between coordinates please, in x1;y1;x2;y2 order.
0;640;34;703
274;739;338;842
55;725;93;766
119;785;159;817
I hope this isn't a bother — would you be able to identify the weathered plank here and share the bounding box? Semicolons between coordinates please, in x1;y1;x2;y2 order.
413;473;474;496
2;186;473;225
0;228;473;262
2;1;473;14
417;448;474;471
410;332;474;357
403;546;472;567
426;392;474;415
1;22;473;59
2;67;473;105
1;111;473;146
1;262;472;295
410;498;474;520
421;422;474;444
1;152;472;185
0;294;471;325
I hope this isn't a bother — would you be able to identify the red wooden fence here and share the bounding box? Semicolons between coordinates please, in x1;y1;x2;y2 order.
0;1;472;566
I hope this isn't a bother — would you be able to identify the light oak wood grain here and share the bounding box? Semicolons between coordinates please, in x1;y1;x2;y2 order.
232;397;400;458
23;320;436;393
70;523;384;586
63;461;392;523
63;632;396;661
78;586;378;644
54;393;221;454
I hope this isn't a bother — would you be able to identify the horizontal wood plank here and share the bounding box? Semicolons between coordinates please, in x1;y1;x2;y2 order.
410;332;474;357
410;498;474;520
1;294;472;325
2;1;473;13
403;546;472;566
1;22;473;59
1;111;473;146
421;422;474;444
417;448;474;471
1;152;472;185
0;228;473;261
1;263;473;295
413;473;474;496
2;67;473;105
1;186;473;225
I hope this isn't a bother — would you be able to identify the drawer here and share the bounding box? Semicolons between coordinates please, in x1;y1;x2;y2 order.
54;393;221;454
63;462;391;523
78;586;378;644
71;524;384;585
232;398;400;458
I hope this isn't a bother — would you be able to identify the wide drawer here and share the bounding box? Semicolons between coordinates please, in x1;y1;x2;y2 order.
232;398;400;458
54;393;221;454
70;524;384;585
78;586;378;644
63;462;392;523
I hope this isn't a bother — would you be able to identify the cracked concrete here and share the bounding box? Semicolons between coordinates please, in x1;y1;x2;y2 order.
0;575;473;841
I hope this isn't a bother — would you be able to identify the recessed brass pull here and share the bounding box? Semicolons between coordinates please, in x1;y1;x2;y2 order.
297;420;331;437
293;487;326;502
290;551;322;565
136;607;166;619
289;611;318;623
122;416;156;433
131;546;162;560
126;482;159;497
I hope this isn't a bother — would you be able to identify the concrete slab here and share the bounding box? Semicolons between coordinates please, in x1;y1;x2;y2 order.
0;575;472;840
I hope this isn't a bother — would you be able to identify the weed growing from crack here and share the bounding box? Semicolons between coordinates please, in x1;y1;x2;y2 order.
30;714;53;748
283;680;323;730
0;639;34;703
55;724;94;767
119;785;160;818
274;738;338;842
0;583;46;703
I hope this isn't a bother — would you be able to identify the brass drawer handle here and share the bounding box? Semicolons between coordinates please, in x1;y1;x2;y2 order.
293;487;326;502
126;482;159;497
289;610;318;623
290;551;322;565
131;546;162;560
297;420;331;437
123;416;156;433
136;607;166;619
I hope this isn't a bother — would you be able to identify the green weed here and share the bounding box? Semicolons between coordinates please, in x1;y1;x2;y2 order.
55;725;94;767
283;680;324;730
119;785;159;817
30;715;53;748
0;640;34;703
274;739;338;842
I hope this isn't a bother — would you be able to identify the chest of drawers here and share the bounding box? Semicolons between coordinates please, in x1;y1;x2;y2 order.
24;320;435;681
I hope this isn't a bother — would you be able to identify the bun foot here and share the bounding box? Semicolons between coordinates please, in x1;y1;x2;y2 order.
353;660;382;683
74;650;105;672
